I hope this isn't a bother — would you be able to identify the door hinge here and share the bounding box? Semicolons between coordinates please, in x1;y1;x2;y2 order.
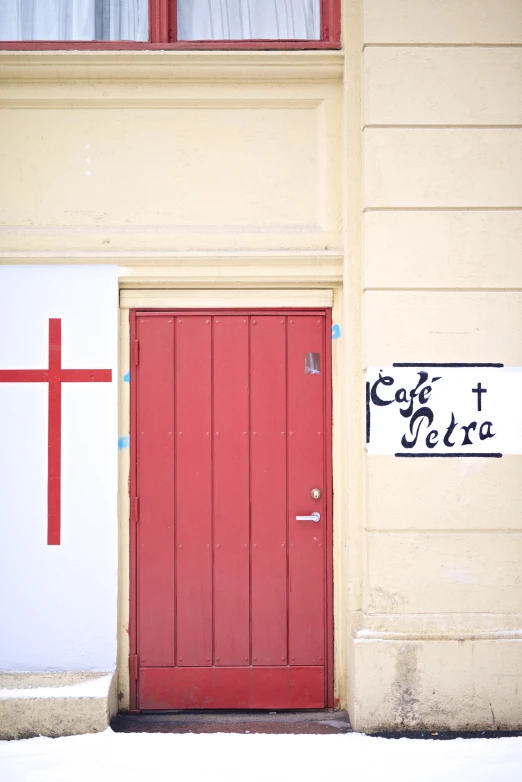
131;654;139;681
134;339;139;366
133;497;139;523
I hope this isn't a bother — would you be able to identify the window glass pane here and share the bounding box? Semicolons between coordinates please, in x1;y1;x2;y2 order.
305;353;321;375
177;0;321;41
0;0;149;41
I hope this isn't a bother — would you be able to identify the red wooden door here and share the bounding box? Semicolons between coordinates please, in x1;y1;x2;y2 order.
130;310;332;710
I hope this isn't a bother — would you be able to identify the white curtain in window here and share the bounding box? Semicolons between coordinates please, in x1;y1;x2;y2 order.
177;0;321;40
0;0;148;41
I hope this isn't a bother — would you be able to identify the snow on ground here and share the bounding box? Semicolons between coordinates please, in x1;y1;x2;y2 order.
1;729;521;782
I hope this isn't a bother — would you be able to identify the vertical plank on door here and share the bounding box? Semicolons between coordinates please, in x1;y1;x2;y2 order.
137;316;175;667
288;316;326;665
213;316;250;666
175;316;212;667
251;316;287;665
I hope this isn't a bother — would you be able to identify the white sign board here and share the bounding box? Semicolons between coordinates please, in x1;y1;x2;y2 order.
0;265;118;672
366;364;522;457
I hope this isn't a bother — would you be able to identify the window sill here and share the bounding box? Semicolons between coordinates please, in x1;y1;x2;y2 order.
0;49;344;83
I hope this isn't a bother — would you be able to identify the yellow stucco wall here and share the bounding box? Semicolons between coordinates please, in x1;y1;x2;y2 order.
352;0;522;731
0;53;342;255
1;0;521;733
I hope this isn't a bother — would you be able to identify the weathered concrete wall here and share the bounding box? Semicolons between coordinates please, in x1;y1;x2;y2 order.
351;0;522;731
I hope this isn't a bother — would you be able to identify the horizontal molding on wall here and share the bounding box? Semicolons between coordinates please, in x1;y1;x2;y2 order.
0;250;341;263
363;43;522;48
364;125;522;129
354;629;522;642
365;529;522;535
0;51;344;84
0;230;339;255
120;288;334;309
352;609;522;642
364;206;522;211
365;288;522;293
120;259;343;289
0;251;343;289
0;97;324;110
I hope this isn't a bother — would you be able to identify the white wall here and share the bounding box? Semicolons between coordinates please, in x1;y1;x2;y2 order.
0;266;119;672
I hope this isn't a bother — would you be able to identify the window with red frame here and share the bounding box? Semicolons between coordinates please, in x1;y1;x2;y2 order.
0;1;340;48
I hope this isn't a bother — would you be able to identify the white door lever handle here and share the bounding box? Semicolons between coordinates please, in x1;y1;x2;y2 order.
296;512;321;522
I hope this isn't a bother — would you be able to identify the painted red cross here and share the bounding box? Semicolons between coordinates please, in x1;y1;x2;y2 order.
0;318;112;545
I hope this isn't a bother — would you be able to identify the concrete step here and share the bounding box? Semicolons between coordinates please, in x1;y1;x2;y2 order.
0;671;116;740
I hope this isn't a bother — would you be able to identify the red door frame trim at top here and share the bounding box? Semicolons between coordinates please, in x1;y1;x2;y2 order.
0;0;340;50
128;308;334;712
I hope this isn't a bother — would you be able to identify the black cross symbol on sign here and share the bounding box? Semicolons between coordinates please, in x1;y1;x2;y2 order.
472;382;487;412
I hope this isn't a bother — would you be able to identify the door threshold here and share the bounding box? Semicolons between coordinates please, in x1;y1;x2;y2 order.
112;709;351;734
